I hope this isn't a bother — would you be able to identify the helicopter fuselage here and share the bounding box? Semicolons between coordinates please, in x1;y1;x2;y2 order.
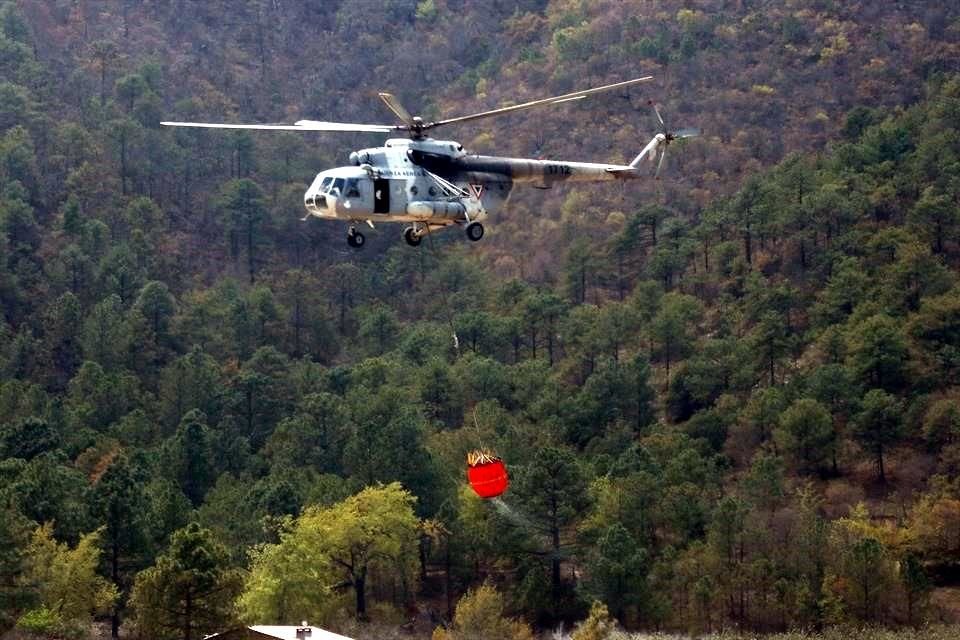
303;137;639;230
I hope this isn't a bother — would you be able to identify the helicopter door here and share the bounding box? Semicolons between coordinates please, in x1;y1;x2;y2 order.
373;178;390;214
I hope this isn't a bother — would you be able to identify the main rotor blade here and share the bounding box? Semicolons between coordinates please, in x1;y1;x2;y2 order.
424;76;653;130
160;120;400;133
378;92;415;126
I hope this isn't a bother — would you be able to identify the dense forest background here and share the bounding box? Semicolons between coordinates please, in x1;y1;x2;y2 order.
2;1;960;638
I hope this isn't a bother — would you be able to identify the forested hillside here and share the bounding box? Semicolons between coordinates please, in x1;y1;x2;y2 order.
1;1;960;639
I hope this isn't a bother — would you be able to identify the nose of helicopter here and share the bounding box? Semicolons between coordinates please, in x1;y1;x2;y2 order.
304;191;328;216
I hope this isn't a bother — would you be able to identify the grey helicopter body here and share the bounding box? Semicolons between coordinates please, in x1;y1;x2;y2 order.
163;77;697;248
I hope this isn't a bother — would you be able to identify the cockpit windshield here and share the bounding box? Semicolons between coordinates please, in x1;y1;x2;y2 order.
330;178;345;196
319;177;333;193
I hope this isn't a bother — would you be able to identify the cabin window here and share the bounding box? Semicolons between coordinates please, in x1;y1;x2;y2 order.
345;178;360;198
410;185;419;196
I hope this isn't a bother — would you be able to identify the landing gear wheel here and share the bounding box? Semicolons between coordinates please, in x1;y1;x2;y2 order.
403;227;421;247
347;226;365;249
465;221;484;242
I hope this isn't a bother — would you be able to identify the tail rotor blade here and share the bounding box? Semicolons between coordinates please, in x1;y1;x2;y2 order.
655;148;667;178
674;127;701;139
652;102;665;130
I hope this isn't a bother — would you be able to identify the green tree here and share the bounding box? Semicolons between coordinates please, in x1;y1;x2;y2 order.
158;346;222;432
66;360;140;431
851;389;903;483
909;187;957;254
263;392;348;474
522;290;567;364
3;454;93;543
846;314;907;392
564;359;636;446
81;295;132;370
134;280;176;349
908;287;960;385
219;179;270;284
901;551;931;625
565;237;599;304
629;354;657;431
0;416;58;460
806;363;860;472
922;396;960;450
240;483;419;622
130;523;242;640
742;386;785;445
87;39;119;106
96;244;145;304
0;505;30;629
775;399;834;473
342;387;440;515
358;303;400;356
743;451;786;511
115;73;149;112
579;524;648;623
708;495;749;625
225;346;292;449
649;293;702;381
92;453;150;638
751;311;792;386
513;446;590;616
162;410;216;507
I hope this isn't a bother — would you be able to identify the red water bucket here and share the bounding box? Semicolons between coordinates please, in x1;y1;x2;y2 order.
466;451;509;499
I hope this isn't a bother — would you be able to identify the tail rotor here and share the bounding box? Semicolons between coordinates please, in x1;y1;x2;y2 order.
648;101;700;178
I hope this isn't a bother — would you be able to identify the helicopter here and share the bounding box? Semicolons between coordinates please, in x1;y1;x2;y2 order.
162;76;698;249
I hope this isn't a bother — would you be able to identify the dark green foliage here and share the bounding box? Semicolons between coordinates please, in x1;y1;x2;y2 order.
776;399;835;474
579;523;648;623
0;417;58;460
162;410;217;507
159;347;222;433
92;453;150;637
130;523;242;640
219;179;270;284
513;446;590;617
851;389;904;482
342;386;441;516
846;314;908;392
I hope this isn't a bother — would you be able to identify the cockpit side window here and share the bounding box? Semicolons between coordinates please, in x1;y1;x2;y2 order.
331;178;345;196
345;178;360;198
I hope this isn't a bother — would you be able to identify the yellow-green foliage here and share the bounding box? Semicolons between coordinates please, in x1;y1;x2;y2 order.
17;523;117;635
676;8;705;31
615;628;960;640
240;482;419;624
15;606;61;635
432;583;533;640
572;601;616;640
